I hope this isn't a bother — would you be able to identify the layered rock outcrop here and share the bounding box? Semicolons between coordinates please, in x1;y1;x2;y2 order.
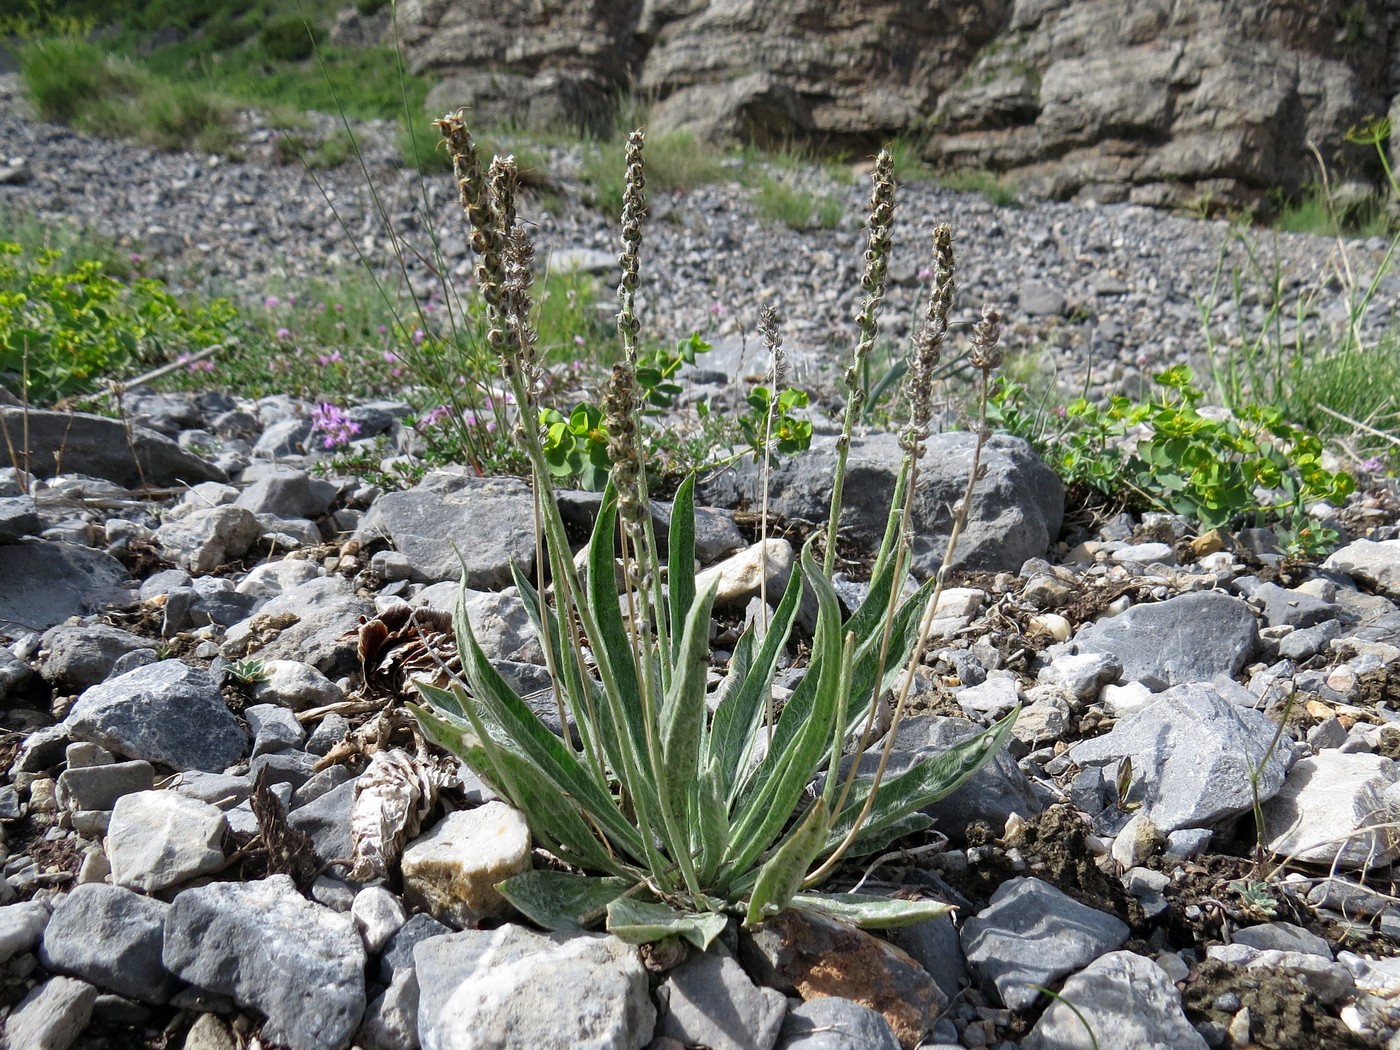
365;0;1399;208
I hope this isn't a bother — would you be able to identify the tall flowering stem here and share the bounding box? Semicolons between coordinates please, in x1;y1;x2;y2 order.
824;149;895;574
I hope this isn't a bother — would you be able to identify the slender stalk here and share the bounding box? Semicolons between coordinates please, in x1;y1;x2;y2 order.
756;304;784;741
824;149;895;575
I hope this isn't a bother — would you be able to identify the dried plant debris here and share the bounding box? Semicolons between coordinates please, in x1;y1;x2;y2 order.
251;767;318;887
357;605;460;697
348;747;448;882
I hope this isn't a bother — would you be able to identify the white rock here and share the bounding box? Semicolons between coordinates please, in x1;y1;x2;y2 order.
401;802;531;926
249;659;343;712
4;975;97;1050
352;886;408;953
1262;752;1400;870
1111;813;1163;869
695;538;794;606
1325;539;1400;600
955;673;1020;719
236;559;322;598
1029;612;1072;641
107;790;227;893
1101;681;1155;718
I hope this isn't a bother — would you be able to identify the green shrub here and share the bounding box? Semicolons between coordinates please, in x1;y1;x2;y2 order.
753;173;845;230
990;365;1356;553
257;17;323;63
0;241;240;404
19;36;136;123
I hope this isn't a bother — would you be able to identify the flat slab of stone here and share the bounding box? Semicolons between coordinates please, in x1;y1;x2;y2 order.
1325;539;1400;601
107;790;227;893
401;803;531;927
414;925;655;1050
1261;752;1400;870
39;883;179;1003
0;540;133;634
0;408;226;487
962;876;1129;1011
1069;683;1290;833
1073;590;1258;690
353;470;536;587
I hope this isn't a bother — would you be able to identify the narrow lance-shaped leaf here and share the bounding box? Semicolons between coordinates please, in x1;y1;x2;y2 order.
824;706;1019;852
496;870;633;932
607;897;729;950
666;474;697;666
790;892;954;930
726;544;844;877
659;576;719;810
443;599;649;863
744;797;829;927
709;562;804;803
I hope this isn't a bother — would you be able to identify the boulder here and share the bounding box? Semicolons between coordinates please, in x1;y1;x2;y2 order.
0;408;225;487
699;432;1063;576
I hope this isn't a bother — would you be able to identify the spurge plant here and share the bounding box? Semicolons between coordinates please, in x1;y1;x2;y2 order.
408;114;1017;947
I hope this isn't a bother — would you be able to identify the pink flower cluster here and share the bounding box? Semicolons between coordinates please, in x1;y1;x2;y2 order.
311;403;362;450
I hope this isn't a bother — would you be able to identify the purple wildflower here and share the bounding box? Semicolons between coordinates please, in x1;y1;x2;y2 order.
311;403;361;450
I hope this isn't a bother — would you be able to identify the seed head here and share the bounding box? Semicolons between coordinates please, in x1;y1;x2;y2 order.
902;223;956;454
617;129;647;344
969;305;1003;373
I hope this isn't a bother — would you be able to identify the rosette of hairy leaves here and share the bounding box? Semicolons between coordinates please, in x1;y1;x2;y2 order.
409;469;1015;941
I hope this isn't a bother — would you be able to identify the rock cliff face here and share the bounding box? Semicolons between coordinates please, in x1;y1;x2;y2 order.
377;0;1400;208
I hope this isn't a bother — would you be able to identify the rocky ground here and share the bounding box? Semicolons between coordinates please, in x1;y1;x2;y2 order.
4;75;1400;1050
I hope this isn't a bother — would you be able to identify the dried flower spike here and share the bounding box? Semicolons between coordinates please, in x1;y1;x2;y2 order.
902;224;956;454
969;305;1003;374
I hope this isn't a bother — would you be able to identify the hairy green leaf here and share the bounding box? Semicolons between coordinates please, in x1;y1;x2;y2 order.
607;897;729;950
791;892;954;929
745;797;829;927
496;870;633;931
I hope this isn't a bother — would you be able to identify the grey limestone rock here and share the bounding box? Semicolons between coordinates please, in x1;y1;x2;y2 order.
1073;590;1259;691
414;925;655;1050
353;470;536;587
699;432;1063;576
39;624;154;692
963;876;1130;1011
0;900;50;964
106;790;227;893
1022;951;1207;1050
657;947;787;1050
39;883;179;1004
163;875;367;1050
775;997;902;1050
0;540;133;633
0;494;39;542
1069;682;1291;833
0;408;225;488
3;975;98;1050
65;661;246;772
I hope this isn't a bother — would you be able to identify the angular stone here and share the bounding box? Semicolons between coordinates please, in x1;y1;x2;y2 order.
223;578;372;678
3;975;98;1050
0;494;39;542
740;909;944;1050
65;662;246;772
357;969;419;1050
247;658;344;712
245;703;306;756
39;883;179;1003
352;886;407;954
1326;539;1400;600
38;624;153;692
1069;683;1289;833
699;432;1063;576
1231;921;1332;958
157;505;263;574
658;947;787;1050
1038;651;1123;701
163;875;366;1050
1023;951;1207;1050
1073;590;1258;690
1249;581;1337;628
234;469;338;519
401;803;531;927
56;760;154;813
106;790;226;893
0;408;225;487
0;541;132;633
1262;752;1400;870
289;777;358;865
380;912;451;984
353;471;536;587
414;926;655;1050
0;900;50;964
963;877;1129;1011
776;996;902;1050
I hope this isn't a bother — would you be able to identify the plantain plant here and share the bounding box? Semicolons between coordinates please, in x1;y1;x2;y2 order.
408;113;1017;947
